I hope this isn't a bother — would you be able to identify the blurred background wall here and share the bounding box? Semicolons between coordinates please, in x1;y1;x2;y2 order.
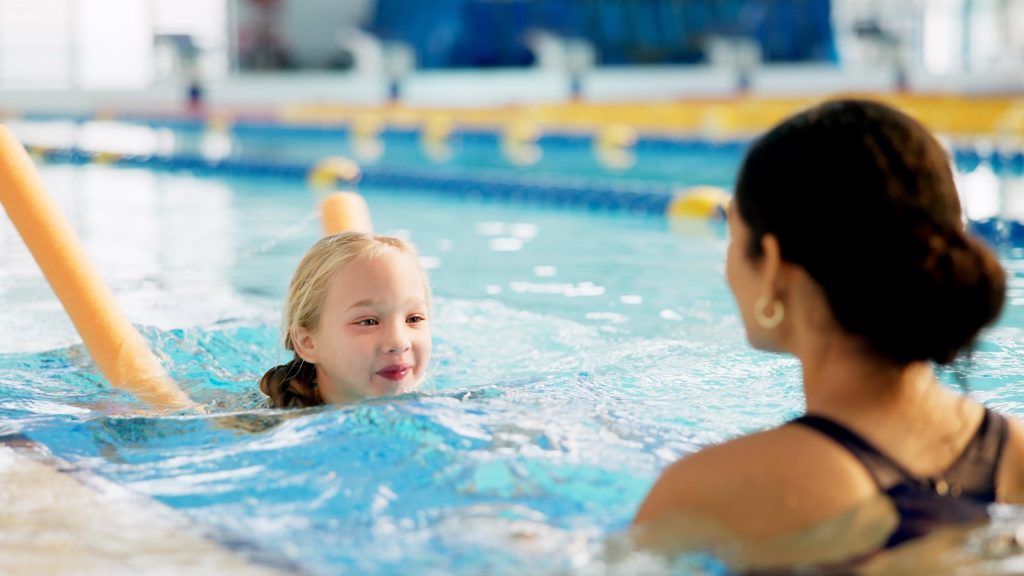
0;0;1020;95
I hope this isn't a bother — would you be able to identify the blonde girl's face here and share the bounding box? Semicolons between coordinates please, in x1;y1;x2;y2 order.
294;249;431;404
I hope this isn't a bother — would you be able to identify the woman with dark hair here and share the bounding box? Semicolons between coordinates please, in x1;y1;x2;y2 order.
633;99;1024;562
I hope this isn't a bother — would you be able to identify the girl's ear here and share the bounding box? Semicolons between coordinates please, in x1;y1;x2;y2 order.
291;327;318;364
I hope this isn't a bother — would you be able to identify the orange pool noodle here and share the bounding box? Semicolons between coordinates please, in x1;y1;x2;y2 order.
320;191;373;235
0;126;194;411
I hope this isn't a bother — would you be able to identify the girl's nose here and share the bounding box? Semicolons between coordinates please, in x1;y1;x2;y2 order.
383;324;411;354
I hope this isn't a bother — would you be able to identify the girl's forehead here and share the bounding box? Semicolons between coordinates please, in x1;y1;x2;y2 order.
327;251;427;297
333;248;414;274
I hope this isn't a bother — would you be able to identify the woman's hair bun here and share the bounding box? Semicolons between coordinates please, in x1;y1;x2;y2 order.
865;229;1006;365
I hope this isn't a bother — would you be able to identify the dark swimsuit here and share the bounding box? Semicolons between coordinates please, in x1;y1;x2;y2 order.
790;409;1008;548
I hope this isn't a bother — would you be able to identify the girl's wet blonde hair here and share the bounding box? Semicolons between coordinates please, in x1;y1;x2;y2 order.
260;231;430;408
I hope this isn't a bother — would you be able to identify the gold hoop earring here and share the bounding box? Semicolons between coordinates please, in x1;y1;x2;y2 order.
754;296;784;329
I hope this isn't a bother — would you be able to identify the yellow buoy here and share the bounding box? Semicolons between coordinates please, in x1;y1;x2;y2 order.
308;156;362;189
352;113;385;140
206;112;233;134
594;123;637;170
349;114;385;162
421;115;454;144
501;120;542;166
668;186;730;220
320;191;373;235
27;145;51;159
421;115;455;163
596;123;637;150
93;151;121;165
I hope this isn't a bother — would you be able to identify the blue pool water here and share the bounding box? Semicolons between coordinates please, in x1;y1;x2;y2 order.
1;125;1024;573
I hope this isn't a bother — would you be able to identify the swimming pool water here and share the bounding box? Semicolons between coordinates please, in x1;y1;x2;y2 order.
1;155;1023;574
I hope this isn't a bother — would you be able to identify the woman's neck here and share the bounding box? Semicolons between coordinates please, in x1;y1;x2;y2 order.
778;273;960;428
797;334;937;419
794;330;984;478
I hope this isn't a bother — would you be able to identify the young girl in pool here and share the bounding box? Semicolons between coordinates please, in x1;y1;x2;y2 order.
259;231;432;408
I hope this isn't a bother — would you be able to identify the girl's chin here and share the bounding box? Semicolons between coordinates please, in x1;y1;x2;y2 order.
368;376;421;396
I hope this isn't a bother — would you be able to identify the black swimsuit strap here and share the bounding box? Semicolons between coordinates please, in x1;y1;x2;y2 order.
790;409;1008;498
947;408;1008;500
790;414;910;490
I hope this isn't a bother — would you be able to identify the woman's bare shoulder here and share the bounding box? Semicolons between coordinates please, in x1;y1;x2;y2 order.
634;422;878;538
998;413;1024;503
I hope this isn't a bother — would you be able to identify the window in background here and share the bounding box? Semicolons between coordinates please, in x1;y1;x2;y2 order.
0;0;74;88
153;0;229;83
0;0;227;90
77;0;152;89
923;0;964;75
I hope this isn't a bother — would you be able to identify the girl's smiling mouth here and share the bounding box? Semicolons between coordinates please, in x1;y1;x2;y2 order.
376;364;412;381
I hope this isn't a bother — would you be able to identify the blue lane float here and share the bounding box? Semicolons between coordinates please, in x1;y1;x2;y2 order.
20;118;1024;244
27;113;1024;177
30;145;676;216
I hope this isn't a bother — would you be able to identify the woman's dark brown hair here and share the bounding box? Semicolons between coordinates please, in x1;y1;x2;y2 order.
734;99;1006;365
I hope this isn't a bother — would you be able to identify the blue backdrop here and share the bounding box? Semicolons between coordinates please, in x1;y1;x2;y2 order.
368;0;837;68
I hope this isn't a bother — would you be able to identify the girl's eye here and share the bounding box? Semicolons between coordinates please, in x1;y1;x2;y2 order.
407;315;426;324
357;318;379;327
